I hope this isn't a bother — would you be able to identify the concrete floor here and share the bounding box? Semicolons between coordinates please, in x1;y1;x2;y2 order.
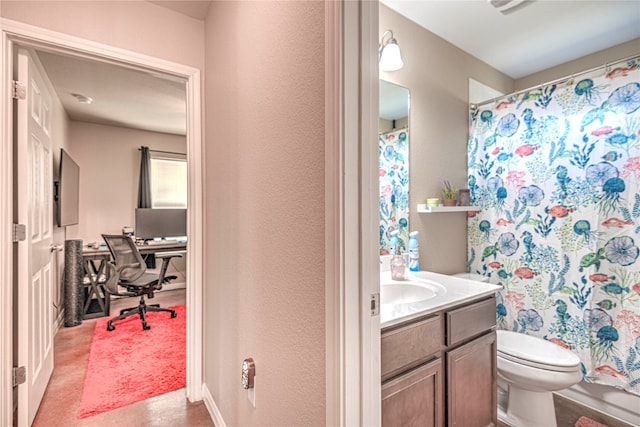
31;289;214;427
33;288;635;427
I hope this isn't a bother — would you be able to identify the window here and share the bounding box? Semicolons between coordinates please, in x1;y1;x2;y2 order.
150;153;187;208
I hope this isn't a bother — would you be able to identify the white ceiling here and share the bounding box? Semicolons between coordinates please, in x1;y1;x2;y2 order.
32;0;212;137
34;0;640;136
381;0;640;79
36;50;187;135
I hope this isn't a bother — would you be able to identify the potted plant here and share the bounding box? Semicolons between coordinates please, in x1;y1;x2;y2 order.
442;180;458;206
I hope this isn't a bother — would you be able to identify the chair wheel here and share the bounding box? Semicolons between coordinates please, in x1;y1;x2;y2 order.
171;312;177;318
143;323;150;330
107;323;115;331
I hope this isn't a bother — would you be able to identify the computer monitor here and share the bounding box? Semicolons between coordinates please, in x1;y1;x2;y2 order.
135;208;187;240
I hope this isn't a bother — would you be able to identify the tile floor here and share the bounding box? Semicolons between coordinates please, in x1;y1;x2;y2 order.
497;392;635;427
31;289;214;427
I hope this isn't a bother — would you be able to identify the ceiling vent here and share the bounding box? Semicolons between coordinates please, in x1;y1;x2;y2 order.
487;0;532;14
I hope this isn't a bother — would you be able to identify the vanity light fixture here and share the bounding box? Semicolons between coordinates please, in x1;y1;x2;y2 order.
379;29;404;72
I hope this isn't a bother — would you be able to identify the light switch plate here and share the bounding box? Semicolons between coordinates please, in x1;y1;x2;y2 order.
241;358;255;389
248;378;256;408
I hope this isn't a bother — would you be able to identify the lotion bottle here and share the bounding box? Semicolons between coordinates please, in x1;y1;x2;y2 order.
390;244;406;281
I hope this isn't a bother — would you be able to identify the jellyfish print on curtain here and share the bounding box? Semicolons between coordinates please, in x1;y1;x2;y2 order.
467;57;640;394
380;128;409;254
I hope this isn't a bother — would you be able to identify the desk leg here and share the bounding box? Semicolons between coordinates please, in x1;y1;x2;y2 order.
82;256;110;318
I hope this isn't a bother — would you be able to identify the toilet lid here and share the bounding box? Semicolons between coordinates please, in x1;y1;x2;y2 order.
497;330;581;372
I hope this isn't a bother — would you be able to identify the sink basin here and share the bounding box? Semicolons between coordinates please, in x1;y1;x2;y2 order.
380;278;446;306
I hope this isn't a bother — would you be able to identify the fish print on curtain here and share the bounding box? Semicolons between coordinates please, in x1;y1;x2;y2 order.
468;58;640;394
379;128;409;254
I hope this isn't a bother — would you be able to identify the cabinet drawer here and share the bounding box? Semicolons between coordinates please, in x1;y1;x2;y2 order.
382;358;443;427
381;315;442;381
446;296;496;347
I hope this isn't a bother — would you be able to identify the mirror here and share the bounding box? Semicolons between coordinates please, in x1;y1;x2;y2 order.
379;80;410;255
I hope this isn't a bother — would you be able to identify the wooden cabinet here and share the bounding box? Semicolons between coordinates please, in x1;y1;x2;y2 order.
381;295;497;427
382;358;444;427
447;331;497;427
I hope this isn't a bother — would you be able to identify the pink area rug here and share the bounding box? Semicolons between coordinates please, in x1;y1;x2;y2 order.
77;304;186;418
575;416;608;427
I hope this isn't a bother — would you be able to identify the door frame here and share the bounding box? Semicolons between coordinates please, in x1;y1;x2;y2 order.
0;18;204;424
325;1;380;425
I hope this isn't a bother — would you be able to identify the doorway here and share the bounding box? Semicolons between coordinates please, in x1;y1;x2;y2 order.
0;20;203;424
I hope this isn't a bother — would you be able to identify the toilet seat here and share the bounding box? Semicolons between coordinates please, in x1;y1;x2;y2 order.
497;330;581;372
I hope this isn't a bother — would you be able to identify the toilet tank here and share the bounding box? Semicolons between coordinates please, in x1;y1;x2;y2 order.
452;272;490;283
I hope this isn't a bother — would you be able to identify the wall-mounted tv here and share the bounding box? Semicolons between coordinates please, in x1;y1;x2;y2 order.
55;148;80;227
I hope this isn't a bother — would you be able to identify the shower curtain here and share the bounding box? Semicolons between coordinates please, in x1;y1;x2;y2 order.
379;127;409;254
467;57;640;394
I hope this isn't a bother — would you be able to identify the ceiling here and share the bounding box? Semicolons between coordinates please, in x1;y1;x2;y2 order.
34;0;639;136
379;0;639;120
32;0;213;137
381;0;640;79
36;50;187;135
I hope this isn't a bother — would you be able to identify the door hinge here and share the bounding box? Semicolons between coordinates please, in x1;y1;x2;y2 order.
370;293;380;317
12;223;26;242
12;80;26;100
13;366;26;387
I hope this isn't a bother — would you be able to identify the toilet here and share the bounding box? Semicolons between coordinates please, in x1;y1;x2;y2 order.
496;330;583;427
452;272;490;282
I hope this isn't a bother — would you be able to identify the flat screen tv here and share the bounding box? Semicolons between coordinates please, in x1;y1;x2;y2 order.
56;149;80;226
135;208;187;240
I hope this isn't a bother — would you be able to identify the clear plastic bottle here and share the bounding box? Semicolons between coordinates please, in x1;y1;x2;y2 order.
390;244;406;281
408;231;419;272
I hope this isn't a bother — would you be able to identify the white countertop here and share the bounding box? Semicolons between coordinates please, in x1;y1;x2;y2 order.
380;270;502;329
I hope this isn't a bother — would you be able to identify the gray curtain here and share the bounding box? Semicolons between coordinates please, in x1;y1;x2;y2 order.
137;146;152;208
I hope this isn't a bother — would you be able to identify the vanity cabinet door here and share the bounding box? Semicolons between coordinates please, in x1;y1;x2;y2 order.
382;358;444;427
446;331;497;427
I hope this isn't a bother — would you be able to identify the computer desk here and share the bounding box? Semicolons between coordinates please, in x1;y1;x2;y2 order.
81;240;187;319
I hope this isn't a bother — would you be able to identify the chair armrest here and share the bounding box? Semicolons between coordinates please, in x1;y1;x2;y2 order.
155;251;184;289
155;251;184;260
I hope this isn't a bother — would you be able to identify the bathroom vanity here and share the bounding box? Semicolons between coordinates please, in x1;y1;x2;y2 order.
380;271;501;427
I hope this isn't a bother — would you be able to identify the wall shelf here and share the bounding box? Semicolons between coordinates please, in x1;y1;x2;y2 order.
417;204;480;213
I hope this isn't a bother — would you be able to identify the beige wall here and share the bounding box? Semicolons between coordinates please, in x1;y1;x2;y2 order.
66;121;186;243
66;121;187;284
0;1;204;71
515;38;640;91
204;1;326;425
380;4;513;274
46;57;72;322
3;0;201;409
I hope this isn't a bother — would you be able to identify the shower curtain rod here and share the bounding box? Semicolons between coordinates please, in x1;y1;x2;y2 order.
138;147;185;156
471;53;639;110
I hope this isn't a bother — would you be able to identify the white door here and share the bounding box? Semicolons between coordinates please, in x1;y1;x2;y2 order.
15;48;55;427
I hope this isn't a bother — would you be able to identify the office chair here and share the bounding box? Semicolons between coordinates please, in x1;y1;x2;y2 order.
102;234;182;331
